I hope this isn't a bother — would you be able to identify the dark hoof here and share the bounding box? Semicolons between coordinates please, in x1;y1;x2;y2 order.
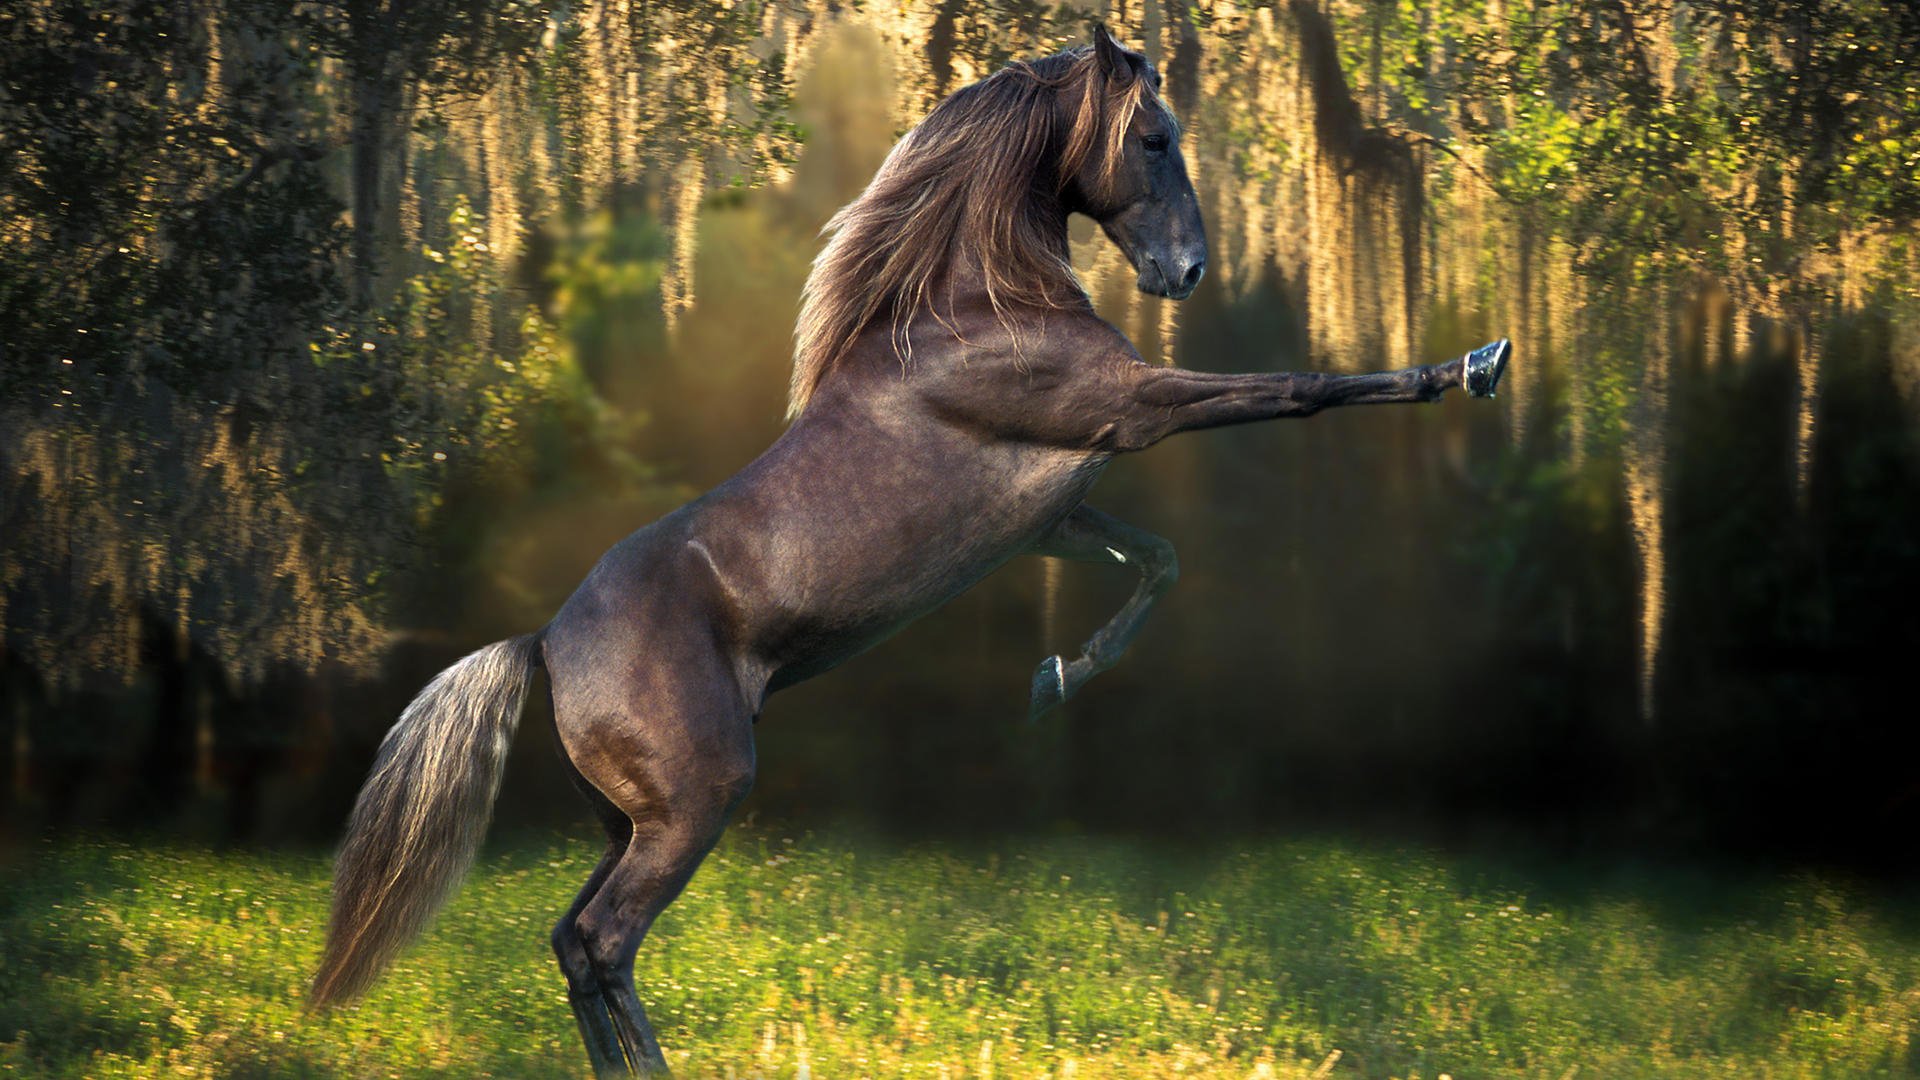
1464;338;1511;398
1029;655;1068;721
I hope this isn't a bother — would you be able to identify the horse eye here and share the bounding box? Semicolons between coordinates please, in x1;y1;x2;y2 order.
1142;133;1168;153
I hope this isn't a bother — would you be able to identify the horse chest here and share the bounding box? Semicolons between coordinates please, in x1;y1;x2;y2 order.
737;439;1106;688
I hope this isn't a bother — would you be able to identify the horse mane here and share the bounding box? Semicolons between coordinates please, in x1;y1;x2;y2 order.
788;41;1177;417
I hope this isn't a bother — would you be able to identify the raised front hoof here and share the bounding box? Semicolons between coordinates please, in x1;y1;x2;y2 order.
1464;338;1511;398
1029;655;1069;721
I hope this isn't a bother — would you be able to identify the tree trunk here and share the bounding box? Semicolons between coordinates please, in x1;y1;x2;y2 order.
349;61;402;307
347;0;406;311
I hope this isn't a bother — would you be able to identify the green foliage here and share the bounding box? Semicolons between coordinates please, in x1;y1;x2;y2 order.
1318;0;1920;305
543;208;671;390
308;196;608;518
3;834;1917;1078
0;0;779;690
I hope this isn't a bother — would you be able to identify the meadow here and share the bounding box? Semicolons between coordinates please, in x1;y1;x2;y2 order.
1;831;1915;1078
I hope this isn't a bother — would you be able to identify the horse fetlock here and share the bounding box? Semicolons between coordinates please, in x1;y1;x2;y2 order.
1072;652;1107;678
1031;654;1107;720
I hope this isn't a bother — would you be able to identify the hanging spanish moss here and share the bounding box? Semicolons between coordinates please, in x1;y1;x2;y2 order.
1625;289;1672;726
6;0;1920;857
1792;318;1821;508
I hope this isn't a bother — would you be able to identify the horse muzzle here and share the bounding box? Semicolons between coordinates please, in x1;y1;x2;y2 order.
1139;251;1206;299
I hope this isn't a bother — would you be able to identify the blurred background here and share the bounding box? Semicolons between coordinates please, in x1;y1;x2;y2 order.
4;0;1918;873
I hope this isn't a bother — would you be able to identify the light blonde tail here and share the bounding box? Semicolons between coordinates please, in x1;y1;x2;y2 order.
309;633;540;1008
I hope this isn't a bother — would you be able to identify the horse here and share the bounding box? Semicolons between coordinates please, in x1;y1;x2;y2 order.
309;26;1509;1076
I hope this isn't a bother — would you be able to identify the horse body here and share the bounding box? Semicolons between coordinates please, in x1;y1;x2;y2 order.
524;296;1129;1073
312;28;1509;1076
569;307;1118;702
691;315;1113;680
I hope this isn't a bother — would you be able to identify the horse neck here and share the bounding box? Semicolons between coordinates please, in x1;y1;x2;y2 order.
935;191;1077;311
803;189;1082;410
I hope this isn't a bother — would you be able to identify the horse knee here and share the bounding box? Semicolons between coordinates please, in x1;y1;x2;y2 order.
551;916;597;990
576;911;636;985
575;791;744;980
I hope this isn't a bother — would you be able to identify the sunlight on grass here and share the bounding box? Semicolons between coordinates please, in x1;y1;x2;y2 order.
1;833;1915;1078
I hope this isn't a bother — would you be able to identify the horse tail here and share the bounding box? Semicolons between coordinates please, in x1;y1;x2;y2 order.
309;632;543;1009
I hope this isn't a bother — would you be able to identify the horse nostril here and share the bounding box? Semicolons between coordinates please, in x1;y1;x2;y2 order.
1180;259;1205;292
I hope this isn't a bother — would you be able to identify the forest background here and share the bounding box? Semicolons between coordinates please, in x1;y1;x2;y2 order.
4;0;1920;869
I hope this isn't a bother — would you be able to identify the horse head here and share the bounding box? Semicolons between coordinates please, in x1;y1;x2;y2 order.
1061;26;1208;300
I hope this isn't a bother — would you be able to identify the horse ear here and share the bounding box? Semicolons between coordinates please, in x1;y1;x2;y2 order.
1092;24;1132;83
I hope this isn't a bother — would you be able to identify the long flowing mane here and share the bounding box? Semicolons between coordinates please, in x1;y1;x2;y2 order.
788;41;1176;417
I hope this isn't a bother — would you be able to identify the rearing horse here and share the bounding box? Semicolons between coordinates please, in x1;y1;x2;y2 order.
310;28;1508;1076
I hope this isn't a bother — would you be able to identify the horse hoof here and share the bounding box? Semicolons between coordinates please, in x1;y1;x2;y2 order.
1464;338;1511;398
1029;655;1068;721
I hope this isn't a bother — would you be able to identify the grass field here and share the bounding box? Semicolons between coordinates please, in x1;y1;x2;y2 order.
1;830;1916;1078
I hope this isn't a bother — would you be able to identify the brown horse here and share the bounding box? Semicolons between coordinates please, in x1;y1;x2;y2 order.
310;27;1508;1076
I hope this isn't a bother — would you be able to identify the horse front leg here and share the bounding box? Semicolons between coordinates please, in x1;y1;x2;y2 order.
1026;505;1178;720
1104;338;1510;447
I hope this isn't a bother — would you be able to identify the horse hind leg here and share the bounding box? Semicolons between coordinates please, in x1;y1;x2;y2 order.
1027;505;1179;719
577;759;753;1075
551;642;757;1076
551;760;635;1074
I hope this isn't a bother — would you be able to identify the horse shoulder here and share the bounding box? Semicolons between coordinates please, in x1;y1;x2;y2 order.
909;309;1148;449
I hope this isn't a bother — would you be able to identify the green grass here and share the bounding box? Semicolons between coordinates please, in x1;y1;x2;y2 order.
1;831;1916;1078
